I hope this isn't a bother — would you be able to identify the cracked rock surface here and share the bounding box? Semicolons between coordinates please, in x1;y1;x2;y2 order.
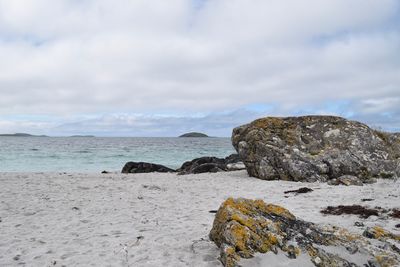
232;116;400;183
210;198;400;267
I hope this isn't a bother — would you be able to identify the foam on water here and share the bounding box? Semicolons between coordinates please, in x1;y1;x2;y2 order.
0;137;235;172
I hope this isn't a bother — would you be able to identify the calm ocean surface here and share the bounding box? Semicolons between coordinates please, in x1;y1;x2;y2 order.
0;137;236;172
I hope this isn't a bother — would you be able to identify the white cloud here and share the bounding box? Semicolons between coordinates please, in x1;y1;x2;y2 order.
0;0;399;133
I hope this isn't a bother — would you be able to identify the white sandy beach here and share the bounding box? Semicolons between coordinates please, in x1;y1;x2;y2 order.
0;171;399;267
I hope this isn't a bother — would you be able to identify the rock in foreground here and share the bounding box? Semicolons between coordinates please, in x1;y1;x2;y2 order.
121;162;175;173
232;116;400;182
210;198;400;267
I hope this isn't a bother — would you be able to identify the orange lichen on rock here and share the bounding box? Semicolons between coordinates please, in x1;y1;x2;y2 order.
263;203;296;220
210;198;400;267
209;198;291;266
252;117;285;129
210;198;302;266
375;254;399;267
364;226;400;241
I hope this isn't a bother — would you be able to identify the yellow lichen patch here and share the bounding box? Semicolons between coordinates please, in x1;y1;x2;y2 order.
263;204;296;220
375;254;399;267
282;245;301;258
231;213;257;231
223;246;240;267
306;246;319;261
372;226;386;239
369;226;400;241
258;232;279;253
335;228;361;242
224;198;296;220
252;117;285;129
374;130;391;144
251;117;298;145
229;223;250;253
291;246;301;256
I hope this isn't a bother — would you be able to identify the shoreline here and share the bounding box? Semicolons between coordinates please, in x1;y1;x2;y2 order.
0;171;399;266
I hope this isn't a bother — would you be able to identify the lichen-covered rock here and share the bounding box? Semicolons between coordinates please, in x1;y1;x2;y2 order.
363;226;400;242
210;198;400;267
232;116;400;182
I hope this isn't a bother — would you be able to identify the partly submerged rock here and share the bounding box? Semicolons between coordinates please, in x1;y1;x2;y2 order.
121;162;175;173
232;116;400;183
209;198;400;267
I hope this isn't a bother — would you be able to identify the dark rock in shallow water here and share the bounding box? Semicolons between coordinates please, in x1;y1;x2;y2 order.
232;115;400;183
121;162;175;173
210;198;400;267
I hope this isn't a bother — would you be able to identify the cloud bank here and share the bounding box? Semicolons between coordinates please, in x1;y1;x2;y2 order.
0;0;399;135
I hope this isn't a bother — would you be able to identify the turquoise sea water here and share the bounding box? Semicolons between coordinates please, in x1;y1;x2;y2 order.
0;137;236;172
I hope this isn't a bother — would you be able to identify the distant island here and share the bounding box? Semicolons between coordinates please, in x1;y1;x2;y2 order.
179;132;208;137
0;133;47;137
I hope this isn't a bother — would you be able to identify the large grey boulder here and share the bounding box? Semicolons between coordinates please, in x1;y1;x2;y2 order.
232;116;400;182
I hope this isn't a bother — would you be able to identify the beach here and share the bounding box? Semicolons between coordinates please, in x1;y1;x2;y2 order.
0;170;399;266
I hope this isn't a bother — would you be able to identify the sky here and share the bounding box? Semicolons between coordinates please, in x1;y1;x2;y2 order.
0;0;399;137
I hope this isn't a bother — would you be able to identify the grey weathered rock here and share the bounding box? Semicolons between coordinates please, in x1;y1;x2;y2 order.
210;198;400;267
232;116;400;183
226;162;246;171
121;162;175;173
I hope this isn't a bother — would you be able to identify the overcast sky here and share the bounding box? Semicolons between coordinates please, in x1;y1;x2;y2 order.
0;0;399;136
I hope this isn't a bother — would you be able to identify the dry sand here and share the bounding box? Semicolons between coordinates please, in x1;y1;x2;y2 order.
0;171;399;266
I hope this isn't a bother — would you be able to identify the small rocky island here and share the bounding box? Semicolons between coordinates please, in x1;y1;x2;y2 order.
0;133;47;137
179;132;208;137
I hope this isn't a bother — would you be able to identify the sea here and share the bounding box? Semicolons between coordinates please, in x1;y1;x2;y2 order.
0;137;236;172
